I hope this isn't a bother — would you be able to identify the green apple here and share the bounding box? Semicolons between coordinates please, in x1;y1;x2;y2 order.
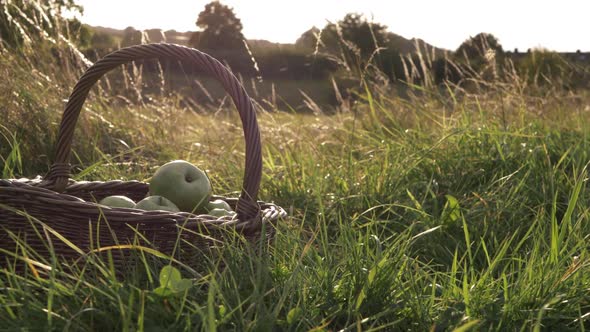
99;195;136;208
149;160;212;213
208;208;236;218
135;195;180;212
206;199;232;212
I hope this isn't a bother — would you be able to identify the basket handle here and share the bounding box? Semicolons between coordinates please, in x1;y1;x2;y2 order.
46;43;262;220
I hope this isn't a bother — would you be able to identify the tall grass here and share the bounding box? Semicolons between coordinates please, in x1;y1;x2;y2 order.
2;3;590;331
3;93;590;330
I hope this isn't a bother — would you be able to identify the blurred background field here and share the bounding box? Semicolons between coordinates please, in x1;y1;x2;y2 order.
2;1;590;331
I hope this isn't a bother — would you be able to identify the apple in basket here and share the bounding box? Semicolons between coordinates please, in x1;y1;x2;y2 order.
208;208;237;218
206;199;236;218
135;195;180;212
206;199;233;213
99;195;136;208
149;160;212;213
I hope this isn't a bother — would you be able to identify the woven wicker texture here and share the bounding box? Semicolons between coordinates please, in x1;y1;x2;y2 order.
0;43;285;266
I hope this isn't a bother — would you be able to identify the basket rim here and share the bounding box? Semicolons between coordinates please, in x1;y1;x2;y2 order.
0;178;286;228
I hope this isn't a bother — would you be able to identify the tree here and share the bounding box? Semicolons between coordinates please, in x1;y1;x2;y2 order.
517;49;569;87
298;13;389;59
338;13;389;58
66;18;92;49
191;1;244;50
456;33;503;61
90;31;117;50
296;13;396;82
295;26;321;50
296;13;392;77
450;33;504;82
121;27;143;47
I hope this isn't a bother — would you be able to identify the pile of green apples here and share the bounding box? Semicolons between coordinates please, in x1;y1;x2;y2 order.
98;160;235;218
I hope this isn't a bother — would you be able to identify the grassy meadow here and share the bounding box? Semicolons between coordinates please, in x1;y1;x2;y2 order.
2;17;590;332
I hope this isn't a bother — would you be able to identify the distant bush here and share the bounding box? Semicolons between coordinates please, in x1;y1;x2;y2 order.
515;50;573;88
254;50;337;80
89;31;118;52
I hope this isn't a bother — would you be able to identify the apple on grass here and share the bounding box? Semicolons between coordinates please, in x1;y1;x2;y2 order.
149;160;212;213
135;195;180;212
99;195;136;208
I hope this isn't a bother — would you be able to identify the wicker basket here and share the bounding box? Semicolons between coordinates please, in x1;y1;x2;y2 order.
0;43;286;268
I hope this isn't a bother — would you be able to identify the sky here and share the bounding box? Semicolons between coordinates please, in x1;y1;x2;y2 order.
74;0;589;52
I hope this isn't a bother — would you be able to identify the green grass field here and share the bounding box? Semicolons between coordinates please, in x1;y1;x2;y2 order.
2;36;590;332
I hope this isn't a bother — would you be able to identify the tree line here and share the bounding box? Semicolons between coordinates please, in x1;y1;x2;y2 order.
1;0;588;90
